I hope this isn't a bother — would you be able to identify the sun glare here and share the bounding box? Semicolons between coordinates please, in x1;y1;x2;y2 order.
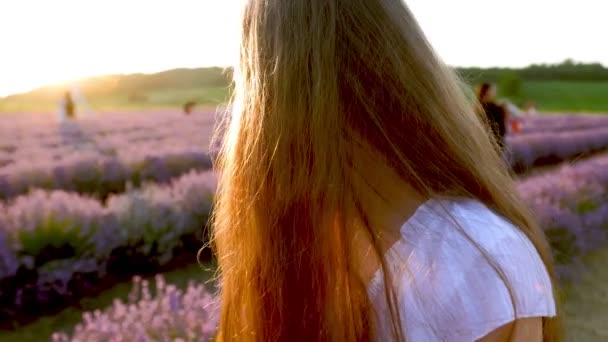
0;0;606;97
0;0;242;97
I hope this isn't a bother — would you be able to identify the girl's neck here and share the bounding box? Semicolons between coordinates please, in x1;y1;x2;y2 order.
349;150;427;282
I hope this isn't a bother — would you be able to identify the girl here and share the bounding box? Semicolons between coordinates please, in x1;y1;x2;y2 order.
211;0;561;341
476;83;509;147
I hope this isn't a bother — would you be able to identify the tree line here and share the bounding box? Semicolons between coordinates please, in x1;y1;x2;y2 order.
456;60;608;84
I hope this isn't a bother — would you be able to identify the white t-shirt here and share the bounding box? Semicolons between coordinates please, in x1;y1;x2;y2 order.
368;198;556;341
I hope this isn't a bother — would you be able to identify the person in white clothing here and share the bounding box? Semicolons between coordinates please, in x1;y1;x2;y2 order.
57;91;75;121
56;98;67;123
210;0;561;341
525;101;538;115
504;101;523;134
71;86;94;117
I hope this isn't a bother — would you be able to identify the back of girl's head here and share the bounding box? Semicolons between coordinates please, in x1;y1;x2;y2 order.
212;0;561;341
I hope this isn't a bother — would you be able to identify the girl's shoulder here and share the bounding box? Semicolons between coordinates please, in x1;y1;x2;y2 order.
401;198;556;307
374;198;556;341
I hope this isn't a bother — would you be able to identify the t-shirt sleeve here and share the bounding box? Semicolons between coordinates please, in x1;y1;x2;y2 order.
429;205;556;341
396;201;556;341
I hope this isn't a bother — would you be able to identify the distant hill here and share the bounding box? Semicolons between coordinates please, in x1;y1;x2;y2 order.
0;67;233;113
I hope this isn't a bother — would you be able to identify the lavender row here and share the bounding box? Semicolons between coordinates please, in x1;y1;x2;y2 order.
0;170;216;319
0;115;216;167
517;114;608;135
52;275;219;342
507;126;608;171
0;110;197;141
2;150;606;286
5;127;608;202
0;111;219;160
518;152;608;279
1;112;603;165
0;149;214;201
5;116;608;200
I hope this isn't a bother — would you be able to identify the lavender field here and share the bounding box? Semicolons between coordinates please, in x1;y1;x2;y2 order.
0;110;608;341
0;111;220;200
1;113;607;202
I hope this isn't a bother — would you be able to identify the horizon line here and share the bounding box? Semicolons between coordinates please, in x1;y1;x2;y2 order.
2;60;606;98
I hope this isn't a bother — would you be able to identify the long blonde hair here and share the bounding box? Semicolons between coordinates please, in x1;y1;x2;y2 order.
211;0;561;340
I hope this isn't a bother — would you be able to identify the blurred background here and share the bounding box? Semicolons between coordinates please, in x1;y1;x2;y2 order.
0;0;606;341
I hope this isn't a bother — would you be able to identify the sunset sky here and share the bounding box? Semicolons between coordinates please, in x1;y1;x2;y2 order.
1;0;606;97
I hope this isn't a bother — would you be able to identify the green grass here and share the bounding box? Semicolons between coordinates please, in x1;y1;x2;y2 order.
563;248;608;341
86;86;230;111
0;262;216;342
499;81;608;113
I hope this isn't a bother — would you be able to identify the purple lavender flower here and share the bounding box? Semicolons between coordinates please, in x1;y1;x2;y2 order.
53;275;219;341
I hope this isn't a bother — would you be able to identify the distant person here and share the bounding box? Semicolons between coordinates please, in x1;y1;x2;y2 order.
56;101;67;123
476;83;508;147
212;1;559;341
56;91;75;122
525;101;538;115
71;86;94;117
63;91;76;119
504;101;523;118
183;101;196;115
